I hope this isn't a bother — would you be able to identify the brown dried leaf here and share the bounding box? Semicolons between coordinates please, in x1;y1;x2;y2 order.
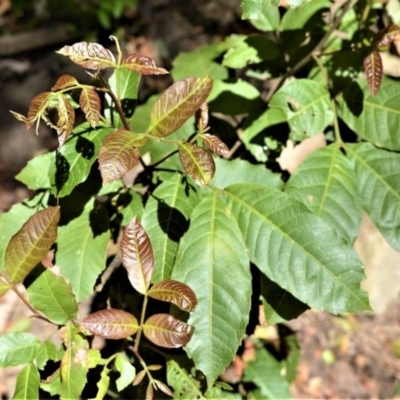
57;94;75;146
56;42;116;70
201;134;229;157
364;51;383;96
148;279;198;311
5;207;60;283
120;217;154;294
121;54;168;75
52;74;79;91
377;24;400;49
98;130;144;184
133;370;146;386
79;88;101;128
27;92;52;130
81;309;139;340
195;102;209;132
143;314;194;348
154;380;173;397
149;75;213;137
146;383;154;400
178;142;215;186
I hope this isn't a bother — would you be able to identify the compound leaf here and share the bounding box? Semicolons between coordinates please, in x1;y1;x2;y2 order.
269;79;332;141
121;217;154;294
26;265;78;325
121;54;168;75
149;76;213;137
346;142;400;252
98;130;143;184
79;88;101;128
81;309;139;339
178;142;215;186
148;280;198;312
56;42;116;70
56;94;75;146
141;175;199;282
171;193;251;386
0;332;40;367
143;314;194;348
57;199;109;302
12;363;40;400
285;144;362;244
225;184;370;314
5;206;59;283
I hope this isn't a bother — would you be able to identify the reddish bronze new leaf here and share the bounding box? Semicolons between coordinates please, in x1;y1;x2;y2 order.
57;94;75;146
364;51;383;96
121;54;168;75
154;380;173;397
146;383;154;400
195;102;209;132
133;370;146;386
178;142;215;186
79;88;101;128
148;75;213;137
98;130;145;184
148;280;198;312
27;92;52;131
201;134;229;157
120;217;154;294
5;207;60;283
52;74;79;91
56;42;116;70
81;309;139;339
143;314;194;348
377;24;400;49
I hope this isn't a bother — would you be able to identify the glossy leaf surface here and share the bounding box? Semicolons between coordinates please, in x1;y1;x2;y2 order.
148;280;198;311
56;42;116;70
121;54;168;74
82;309;139;339
269;79;332;140
339;78;400;150
178;142;215;186
143;314;194;348
364;51;383;96
141;175;199;282
171;194;251;386
285;144;362;244
149;76;213;137
121;217;154;294
225;184;370;313
49;124;113;197
80;88;101;128
57;199;109;302
51;74;79;91
56;94;75;146
201;134;229;156
12;363;40;400
0;333;40;367
5;206;59;283
26;265;78;325
98;130;142;184
27;92;51;130
347;142;400;251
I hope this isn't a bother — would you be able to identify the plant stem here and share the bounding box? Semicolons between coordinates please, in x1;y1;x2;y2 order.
331;98;344;147
134;294;149;353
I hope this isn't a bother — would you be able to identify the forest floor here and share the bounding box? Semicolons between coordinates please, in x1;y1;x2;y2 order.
1;0;400;398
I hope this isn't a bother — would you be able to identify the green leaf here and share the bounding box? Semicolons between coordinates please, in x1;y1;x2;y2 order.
49;123;113;197
141;175;199;282
12;363;40;400
118;188;144;225
15;152;53;190
0;279;10;296
269;79;332;141
241;0;262;19
93;366;110;400
57;199;109;302
35;340;60;370
212;158;283;190
339;78;400;150
167;360;203;399
243;341;290;399
346;143;400;251
115;353;136;392
171;193;251;386
87;349;102;369
246;2;280;31
106;68;140;128
280;0;330;29
285;144;362;244
225;184;370;313
148;76;213;137
26;265;78;325
0;332;40;367
40;368;61;396
5;207;60;284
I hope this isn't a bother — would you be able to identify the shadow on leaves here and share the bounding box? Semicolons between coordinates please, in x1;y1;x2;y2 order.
54;152;70;194
76;136;95;160
342;80;364;117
